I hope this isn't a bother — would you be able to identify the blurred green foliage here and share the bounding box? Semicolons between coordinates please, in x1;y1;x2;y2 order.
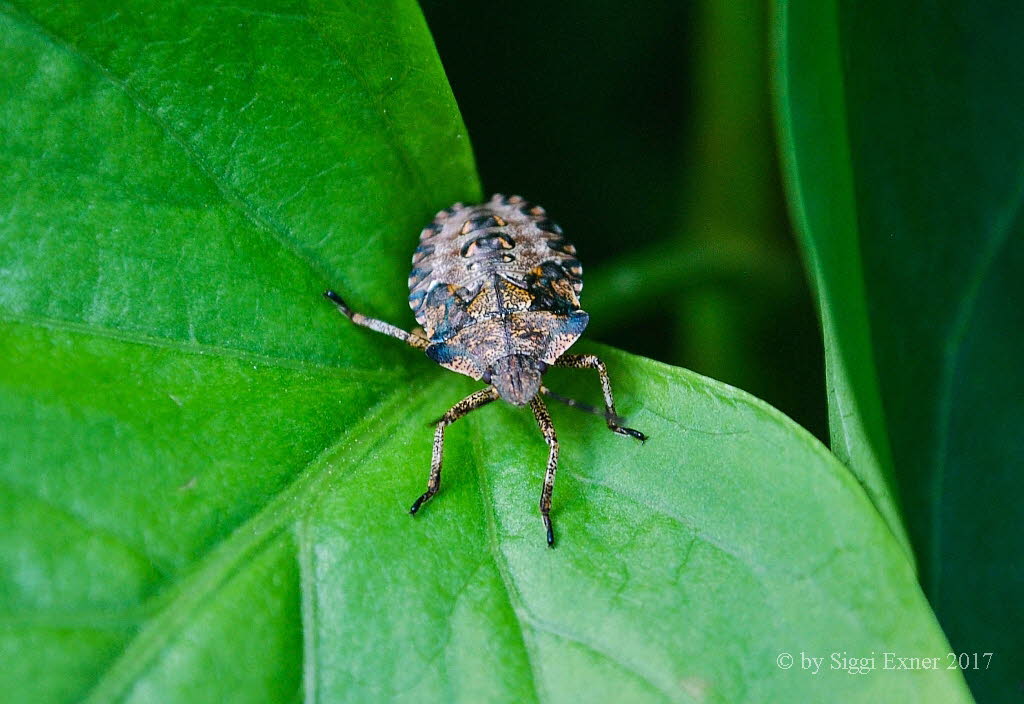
421;0;827;441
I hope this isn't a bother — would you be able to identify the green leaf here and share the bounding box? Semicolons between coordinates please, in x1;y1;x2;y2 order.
773;0;1023;699
1;1;970;702
771;0;911;558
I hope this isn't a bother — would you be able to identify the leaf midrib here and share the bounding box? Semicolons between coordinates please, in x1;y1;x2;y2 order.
469;402;721;704
82;378;446;703
467;408;689;704
466;413;545;704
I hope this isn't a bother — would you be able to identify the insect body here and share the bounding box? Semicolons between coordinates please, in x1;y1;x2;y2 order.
325;194;644;546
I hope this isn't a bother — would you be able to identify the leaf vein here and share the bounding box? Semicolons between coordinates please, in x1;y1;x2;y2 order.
0;478;172;580
523;616;695;704
0;1;335;284
81;385;432;703
0;312;398;377
466;415;545;704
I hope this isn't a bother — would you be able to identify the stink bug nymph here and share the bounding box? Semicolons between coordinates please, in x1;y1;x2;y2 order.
324;194;645;546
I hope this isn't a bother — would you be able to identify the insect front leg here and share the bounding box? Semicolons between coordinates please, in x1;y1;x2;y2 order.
553;354;647;442
529;396;559;547
323;290;428;350
410;387;500;515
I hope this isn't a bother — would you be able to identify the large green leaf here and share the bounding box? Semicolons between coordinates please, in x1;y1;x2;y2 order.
1;1;971;701
774;0;1023;699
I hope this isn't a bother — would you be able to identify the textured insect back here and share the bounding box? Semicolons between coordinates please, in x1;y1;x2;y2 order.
405;194;589;385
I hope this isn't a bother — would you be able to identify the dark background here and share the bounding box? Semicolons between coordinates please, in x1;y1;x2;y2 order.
421;0;827;439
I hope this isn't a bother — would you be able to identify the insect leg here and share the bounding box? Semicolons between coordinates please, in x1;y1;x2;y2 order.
410;386;500;515
323;290;428;350
552;354;647;442
529;395;559;547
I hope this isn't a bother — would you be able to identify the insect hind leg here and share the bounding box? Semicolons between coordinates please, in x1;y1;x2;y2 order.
552;353;646;442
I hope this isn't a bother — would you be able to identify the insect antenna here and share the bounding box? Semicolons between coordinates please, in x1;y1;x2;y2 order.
540;387;626;426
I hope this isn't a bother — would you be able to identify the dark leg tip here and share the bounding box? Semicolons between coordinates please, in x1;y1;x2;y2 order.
323;290;351;314
409;491;432;515
612;425;647;444
543;515;554;547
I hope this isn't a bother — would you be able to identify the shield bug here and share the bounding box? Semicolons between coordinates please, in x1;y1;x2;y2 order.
324;194;645;546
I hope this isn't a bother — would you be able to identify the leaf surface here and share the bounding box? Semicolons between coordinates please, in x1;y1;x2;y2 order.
1;1;970;702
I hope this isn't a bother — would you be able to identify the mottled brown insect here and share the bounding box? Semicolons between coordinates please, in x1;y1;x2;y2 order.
324;194;644;546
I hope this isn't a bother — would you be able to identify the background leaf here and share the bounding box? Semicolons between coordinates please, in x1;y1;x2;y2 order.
771;0;910;556
1;0;973;702
774;0;1023;699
